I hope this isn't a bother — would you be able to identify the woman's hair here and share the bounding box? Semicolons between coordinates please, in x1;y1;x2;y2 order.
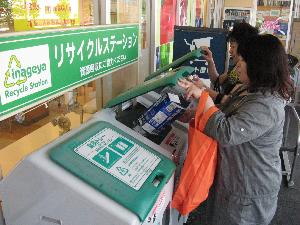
238;34;293;100
227;22;259;45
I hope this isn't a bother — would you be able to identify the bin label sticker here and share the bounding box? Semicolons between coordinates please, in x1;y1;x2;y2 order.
74;128;161;190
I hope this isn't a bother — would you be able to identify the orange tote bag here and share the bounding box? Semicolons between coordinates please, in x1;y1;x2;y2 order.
172;91;219;216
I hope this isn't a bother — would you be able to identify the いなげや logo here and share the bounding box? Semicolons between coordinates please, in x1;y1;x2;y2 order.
4;54;47;88
0;44;52;105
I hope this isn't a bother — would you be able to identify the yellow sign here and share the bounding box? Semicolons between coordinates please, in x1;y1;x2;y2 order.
12;0;81;31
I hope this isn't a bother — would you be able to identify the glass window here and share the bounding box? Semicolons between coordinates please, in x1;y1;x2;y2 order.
155;0;205;71
107;0;139;98
0;0;95;33
0;0;96;151
256;0;292;45
110;0;139;24
0;0;13;32
155;0;176;70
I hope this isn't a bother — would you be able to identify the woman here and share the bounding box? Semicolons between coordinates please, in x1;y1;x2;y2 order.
178;34;293;225
194;22;258;104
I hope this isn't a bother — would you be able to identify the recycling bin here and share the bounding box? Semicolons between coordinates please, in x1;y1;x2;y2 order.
0;119;175;225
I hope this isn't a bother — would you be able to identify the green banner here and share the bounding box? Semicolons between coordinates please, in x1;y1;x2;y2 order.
0;24;139;120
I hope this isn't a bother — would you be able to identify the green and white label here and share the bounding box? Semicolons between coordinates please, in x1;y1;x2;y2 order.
0;45;51;105
74;128;161;190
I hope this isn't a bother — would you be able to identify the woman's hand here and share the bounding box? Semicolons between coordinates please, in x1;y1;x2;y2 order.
200;46;214;63
178;78;215;113
178;108;195;123
178;78;204;100
192;76;207;89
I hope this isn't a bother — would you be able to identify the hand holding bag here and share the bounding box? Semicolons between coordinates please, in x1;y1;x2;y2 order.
172;91;219;216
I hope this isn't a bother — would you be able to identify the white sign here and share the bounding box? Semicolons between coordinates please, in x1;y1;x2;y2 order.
74;128;161;190
0;44;52;105
223;7;255;27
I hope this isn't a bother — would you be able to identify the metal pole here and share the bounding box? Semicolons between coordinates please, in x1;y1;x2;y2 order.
0;166;6;225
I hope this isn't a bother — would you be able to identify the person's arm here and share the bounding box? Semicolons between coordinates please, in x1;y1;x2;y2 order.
201;46;219;82
178;78;215;113
191;76;230;103
201;46;230;86
218;72;229;85
215;83;244;104
191;76;218;100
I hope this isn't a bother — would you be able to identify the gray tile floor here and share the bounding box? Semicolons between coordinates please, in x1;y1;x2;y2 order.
186;155;300;225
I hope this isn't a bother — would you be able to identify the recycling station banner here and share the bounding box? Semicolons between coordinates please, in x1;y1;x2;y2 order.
0;24;139;120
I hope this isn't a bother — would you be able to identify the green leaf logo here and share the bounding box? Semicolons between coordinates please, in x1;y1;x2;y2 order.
4;55;27;88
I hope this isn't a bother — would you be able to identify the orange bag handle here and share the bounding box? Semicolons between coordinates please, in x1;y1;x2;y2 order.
198;106;219;131
194;91;209;129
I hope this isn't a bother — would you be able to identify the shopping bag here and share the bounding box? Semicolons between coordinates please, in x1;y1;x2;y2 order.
172;91;219;216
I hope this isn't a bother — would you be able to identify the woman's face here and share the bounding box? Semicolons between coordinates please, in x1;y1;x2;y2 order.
236;56;250;85
229;41;239;64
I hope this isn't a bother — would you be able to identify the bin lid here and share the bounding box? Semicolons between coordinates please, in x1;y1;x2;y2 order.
49;121;176;222
104;66;194;108
144;48;203;81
